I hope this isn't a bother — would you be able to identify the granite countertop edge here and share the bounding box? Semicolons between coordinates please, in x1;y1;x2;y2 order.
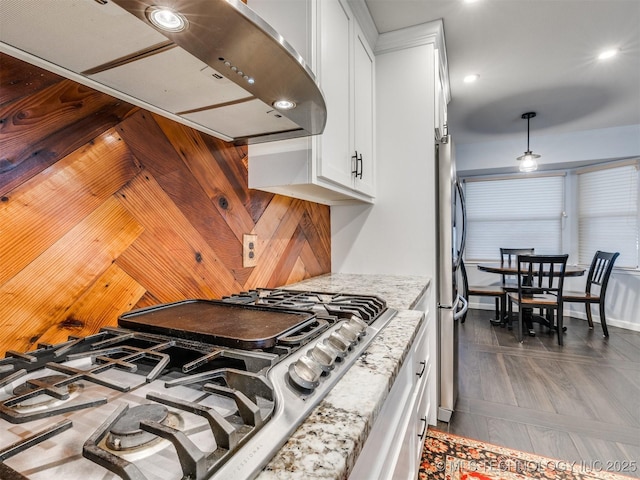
256;273;431;480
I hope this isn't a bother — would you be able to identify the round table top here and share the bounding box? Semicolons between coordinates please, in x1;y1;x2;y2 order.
477;262;586;277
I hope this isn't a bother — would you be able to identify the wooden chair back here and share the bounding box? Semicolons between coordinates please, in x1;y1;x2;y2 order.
585;251;620;295
500;247;535;286
563;250;619;337
516;254;569;297
511;254;569;345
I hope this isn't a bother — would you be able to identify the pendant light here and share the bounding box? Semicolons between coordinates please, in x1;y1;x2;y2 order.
516;112;540;172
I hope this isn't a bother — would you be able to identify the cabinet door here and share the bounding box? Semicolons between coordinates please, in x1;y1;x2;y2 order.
415;380;431;468
353;22;375;196
317;0;353;188
434;48;448;141
247;0;312;65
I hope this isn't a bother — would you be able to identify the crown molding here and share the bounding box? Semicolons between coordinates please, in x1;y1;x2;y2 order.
374;19;450;103
347;0;379;48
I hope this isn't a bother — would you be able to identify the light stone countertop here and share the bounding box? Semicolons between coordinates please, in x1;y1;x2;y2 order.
281;273;430;311
255;273;431;480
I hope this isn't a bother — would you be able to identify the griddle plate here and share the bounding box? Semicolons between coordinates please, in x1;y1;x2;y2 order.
117;300;316;349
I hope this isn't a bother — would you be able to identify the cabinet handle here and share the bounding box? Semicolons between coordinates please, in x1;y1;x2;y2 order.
418;417;428;439
351;151;363;179
416;360;426;378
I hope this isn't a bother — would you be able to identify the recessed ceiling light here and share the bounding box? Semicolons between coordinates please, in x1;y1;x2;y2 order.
464;0;480;3
598;48;618;60
463;74;479;83
273;100;296;110
146;7;188;32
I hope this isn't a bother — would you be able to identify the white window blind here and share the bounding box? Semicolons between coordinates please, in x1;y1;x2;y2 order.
464;175;565;261
577;162;639;268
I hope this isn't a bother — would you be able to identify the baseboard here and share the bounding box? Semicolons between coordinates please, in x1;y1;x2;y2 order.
466;300;640;333
563;309;640;332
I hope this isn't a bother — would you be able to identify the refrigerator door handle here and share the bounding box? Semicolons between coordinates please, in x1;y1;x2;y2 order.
439;292;460;311
453;294;468;321
456;181;467;264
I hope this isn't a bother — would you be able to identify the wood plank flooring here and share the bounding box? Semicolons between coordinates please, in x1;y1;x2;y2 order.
437;309;640;478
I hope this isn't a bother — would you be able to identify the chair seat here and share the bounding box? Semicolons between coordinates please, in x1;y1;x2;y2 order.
563;291;600;302
468;285;505;296
507;291;559;306
460;260;504;323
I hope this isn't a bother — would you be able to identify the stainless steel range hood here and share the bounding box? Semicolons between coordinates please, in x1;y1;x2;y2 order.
0;0;326;144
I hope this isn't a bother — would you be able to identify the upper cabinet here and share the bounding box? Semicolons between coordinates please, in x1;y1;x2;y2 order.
352;21;376;196
434;48;448;142
248;0;376;205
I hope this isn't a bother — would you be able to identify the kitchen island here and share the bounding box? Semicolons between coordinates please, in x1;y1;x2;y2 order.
257;273;431;479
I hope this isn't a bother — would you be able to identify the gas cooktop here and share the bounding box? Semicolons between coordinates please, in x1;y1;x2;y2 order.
0;289;396;480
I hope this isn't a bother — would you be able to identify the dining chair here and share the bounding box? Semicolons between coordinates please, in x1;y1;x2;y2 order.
563;251;619;337
500;248;535;287
499;248;535;327
459;260;505;323
507;254;569;345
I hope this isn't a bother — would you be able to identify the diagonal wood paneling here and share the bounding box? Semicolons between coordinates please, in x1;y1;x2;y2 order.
0;54;138;197
0;53;331;355
0;197;144;353
153;115;257;241
113;171;244;298
35;264;147;347
0;130;141;286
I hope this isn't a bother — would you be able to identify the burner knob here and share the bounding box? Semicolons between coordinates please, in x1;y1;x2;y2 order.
326;331;351;355
309;342;338;371
337;323;359;344
348;315;368;333
289;355;323;390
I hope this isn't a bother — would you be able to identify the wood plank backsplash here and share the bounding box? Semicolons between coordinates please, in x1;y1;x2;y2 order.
0;53;331;355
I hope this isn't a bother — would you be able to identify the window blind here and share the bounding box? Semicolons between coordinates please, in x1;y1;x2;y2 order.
464;175;565;261
577;163;639;268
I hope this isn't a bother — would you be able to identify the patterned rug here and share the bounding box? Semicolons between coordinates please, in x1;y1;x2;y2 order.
420;429;636;480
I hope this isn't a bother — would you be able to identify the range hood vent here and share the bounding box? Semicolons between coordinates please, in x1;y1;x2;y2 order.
0;0;326;144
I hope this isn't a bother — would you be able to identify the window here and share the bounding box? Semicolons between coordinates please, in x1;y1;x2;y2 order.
577;162;639;268
464;174;565;261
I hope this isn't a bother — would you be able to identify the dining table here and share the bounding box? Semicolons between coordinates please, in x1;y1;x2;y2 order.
476;262;586;336
477;263;586;277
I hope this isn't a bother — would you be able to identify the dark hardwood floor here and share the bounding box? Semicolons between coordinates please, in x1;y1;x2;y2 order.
436;308;640;478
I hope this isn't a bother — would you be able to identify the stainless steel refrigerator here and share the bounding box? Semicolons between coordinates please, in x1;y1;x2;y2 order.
436;134;468;423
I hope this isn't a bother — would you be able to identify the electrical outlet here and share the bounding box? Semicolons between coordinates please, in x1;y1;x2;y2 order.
243;234;258;268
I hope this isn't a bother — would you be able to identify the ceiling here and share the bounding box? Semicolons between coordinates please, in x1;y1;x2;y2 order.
363;0;640;146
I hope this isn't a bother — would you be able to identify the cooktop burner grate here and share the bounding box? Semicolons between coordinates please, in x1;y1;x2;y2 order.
0;289;395;480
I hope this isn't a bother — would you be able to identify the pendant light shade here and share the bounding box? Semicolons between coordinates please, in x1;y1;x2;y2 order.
516;112;540;172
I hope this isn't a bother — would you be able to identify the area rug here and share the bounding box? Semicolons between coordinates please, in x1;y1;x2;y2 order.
420;429;635;480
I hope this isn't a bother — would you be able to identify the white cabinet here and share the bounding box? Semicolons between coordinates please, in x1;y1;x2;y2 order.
352;21;375;195
434;47;449;141
316;0;352;188
350;308;432;479
247;0;375;205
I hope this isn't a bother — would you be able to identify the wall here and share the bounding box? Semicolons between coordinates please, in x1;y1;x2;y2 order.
0;53;331;355
456;124;640;175
331;44;437;278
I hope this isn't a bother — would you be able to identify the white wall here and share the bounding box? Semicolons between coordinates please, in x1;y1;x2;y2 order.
331;42;437;278
456;124;640;173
